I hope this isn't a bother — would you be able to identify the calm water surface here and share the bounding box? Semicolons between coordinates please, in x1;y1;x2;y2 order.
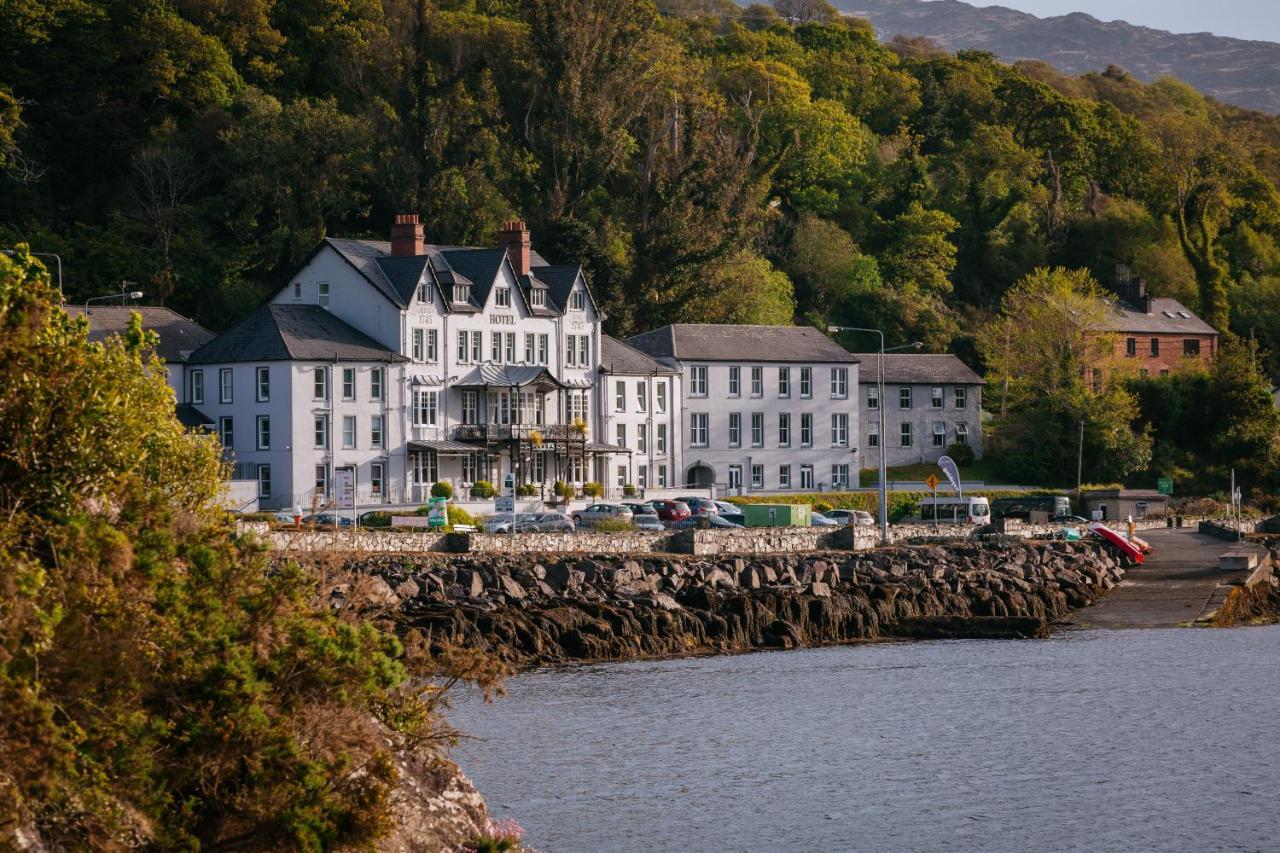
452;627;1280;852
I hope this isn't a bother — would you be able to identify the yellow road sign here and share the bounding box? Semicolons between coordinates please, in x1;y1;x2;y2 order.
925;474;940;490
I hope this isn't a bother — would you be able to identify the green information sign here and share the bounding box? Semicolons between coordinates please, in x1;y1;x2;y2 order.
1157;477;1173;495
427;496;448;527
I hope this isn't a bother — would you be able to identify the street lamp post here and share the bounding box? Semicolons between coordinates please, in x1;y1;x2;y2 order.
828;325;922;544
1;248;64;292
85;284;143;309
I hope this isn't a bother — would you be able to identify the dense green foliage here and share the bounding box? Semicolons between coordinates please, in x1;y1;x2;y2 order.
1130;340;1280;493
4;0;1280;365
979;267;1152;486
0;249;498;848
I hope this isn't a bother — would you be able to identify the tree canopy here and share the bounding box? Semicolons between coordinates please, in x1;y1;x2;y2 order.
3;0;1280;365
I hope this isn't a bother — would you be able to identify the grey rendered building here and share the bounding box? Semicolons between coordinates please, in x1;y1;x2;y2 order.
849;353;983;468
628;324;860;494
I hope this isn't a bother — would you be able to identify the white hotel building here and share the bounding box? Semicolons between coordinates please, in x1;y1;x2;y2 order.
184;216;625;510
626;325;862;494
92;217;990;510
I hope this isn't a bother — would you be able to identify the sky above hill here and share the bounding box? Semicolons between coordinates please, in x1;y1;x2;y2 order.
965;1;1280;44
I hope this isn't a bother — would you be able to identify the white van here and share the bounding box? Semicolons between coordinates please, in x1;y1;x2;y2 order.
917;496;991;525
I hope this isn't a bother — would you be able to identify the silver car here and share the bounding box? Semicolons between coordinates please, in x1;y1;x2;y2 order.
572;503;635;529
485;512;575;534
824;509;875;527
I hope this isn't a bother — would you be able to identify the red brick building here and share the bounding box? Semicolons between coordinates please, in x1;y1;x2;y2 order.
1098;275;1218;383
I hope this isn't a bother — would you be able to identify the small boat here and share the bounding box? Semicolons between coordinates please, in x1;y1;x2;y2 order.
1088;522;1145;564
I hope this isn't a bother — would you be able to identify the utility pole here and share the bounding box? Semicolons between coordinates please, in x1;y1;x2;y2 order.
1076;417;1085;501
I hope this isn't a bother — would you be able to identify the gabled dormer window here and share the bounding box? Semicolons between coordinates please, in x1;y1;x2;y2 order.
531;288;546;307
452;284;468;304
416;281;428;304
496;286;511;307
570;290;586;311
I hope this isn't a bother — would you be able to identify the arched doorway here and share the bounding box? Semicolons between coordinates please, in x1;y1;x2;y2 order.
685;463;715;489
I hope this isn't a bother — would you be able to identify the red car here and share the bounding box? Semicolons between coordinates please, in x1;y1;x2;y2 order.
649;499;692;525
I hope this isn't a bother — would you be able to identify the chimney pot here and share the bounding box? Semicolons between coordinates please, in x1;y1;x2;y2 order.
499;218;532;277
390;213;424;257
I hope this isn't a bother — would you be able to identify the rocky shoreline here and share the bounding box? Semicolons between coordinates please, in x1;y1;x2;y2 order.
316;539;1134;667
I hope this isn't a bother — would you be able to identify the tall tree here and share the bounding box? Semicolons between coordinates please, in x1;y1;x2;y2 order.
979;267;1151;486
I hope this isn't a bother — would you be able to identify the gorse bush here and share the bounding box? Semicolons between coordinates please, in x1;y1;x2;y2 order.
0;249;494;848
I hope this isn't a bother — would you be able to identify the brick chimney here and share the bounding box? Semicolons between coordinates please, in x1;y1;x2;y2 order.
390;213;424;257
1115;264;1152;313
499;219;531;276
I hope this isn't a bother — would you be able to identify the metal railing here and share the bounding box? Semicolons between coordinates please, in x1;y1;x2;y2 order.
453;423;588;442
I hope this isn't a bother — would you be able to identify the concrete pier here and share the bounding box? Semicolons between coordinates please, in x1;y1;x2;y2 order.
1070;528;1268;629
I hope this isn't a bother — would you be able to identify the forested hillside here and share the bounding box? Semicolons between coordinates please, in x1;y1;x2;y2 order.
4;0;1280;367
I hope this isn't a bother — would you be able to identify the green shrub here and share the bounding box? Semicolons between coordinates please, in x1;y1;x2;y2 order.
945;442;976;466
430;481;453;499
359;511;392;528
583;481;604;498
470;480;495;499
447;505;480;529
592;518;634;532
0;249;508;849
622;483;637;497
239;511;275;522
553;480;574;499
517;483;538;496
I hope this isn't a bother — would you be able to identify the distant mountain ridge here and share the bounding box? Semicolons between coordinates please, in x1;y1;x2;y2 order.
837;0;1280;114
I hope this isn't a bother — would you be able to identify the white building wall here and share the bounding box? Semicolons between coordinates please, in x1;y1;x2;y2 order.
858;382;983;469
225;243;609;506
271;247;404;350
678;360;861;494
597;371;683;494
187;361;297;510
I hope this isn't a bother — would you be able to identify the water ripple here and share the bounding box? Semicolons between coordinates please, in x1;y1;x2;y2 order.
452;626;1280;853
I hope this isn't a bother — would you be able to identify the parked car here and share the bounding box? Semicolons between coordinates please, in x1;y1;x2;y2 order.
672;513;743;530
622;503;665;531
809;511;839;527
303;513;353;527
572;503;634;529
675;496;718;516
713;500;746;527
273;510;301;524
485;512;576;534
484;512;540;533
824;509;875;527
649;499;692;525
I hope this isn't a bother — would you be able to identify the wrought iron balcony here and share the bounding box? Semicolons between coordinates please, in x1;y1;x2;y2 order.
453;423;588;442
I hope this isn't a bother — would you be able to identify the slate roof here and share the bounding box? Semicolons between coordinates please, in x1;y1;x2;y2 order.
627;324;858;364
374;255;429;305
531;265;584;313
325;236;582;315
600;334;678;375
187;304;407;364
64;305;214;363
1106;297;1218;336
846;353;984;385
325;238;404;306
